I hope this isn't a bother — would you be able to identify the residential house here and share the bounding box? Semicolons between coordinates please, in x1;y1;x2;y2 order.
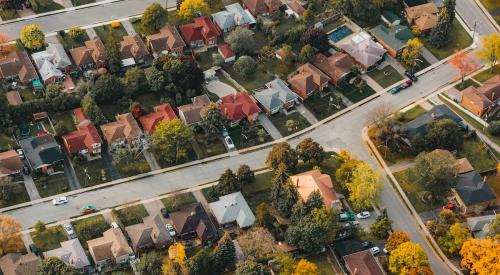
119;35;150;67
69;39;107;69
212;3;256;33
43;239;91;273
254;79;298;114
452;171;498;214
381;10;401;26
5;90;23;106
140;104;178;134
0;253;40;275
288;62;330;100
218;43;236;63
311;52;354;85
100;113;143;150
0;150;24;178
370;24;414;58
219;92;261;126
170;203;218;245
31;43;72;84
285;1;305;19
87;228;132;271
343;250;385;275
405;3;438;33
400;105;464;141
178;95;211;125
180;16;221;49
0;50;38;84
337;31;386;70
430;149;474;175
242;0;281;16
209;191;256;228
460;75;500;117
146;25;186;57
125;214;173;254
290;170;342;212
62;109;103;158
466;214;496;239
19;134;64;174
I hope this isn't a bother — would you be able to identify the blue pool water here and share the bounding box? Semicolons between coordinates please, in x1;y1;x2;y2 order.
328;26;353;43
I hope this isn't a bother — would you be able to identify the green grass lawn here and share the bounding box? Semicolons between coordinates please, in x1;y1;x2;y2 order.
71;0;95;6
161;192;197;212
454;79;480;91
0;132;16;152
30;226;67;252
480;0;500;25
323;20;344;33
99;102;127;122
241;170;274;210
457;138;497;172
474;65;500;83
135;92;162;113
74;159;111;188
486;175;500;197
303;91;346;120
71;215;109;248
52;111;77;134
32;0;64;13
57;32;90;50
228;125;274;149
423;19;473;60
394;169;441;213
269;111;311;136
336;82;376;103
223;61;276;91
130;18;151;36
195;48;219;70
252;30;270;52
367;65;404;88
114;204;149;226
19;88;35;102
398;105;427;124
307;253;335;275
1;181;30;207
94;24;129;43
0;9;18;20
192;131;227;159
34;172;71;198
114;152;151;178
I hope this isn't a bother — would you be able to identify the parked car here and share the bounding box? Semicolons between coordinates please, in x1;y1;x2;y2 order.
161;208;169;218
443;203;456;210
362;241;373;248
401;79;413;89
389;85;402;94
111;222;119;229
383;247;389;254
370;246;381;255
339;211;356;222
16;149;24;159
22;165;30;175
224;136;235;150
52;196;68;205
356;211;371;219
404;71;418;82
165;223;176;237
63;223;76;239
29;244;39;256
79;205;97;214
222;126;229;137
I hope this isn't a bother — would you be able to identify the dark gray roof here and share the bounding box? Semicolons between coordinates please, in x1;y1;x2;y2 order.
456;171;497;206
370;24;414;52
19;134;63;169
401;105;463;139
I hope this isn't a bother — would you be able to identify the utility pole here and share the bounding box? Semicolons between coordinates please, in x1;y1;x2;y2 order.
472;21;477;42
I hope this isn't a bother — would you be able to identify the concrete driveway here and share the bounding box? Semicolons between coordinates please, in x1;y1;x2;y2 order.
206;80;237;98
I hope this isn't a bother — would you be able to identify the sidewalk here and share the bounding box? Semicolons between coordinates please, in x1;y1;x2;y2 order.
388;159;414;173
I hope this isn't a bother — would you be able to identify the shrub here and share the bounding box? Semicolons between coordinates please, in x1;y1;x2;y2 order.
233;56;257;78
68;27;85;40
488;121;500;136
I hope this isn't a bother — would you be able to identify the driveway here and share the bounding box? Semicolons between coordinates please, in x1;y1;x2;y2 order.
143;148;161;171
22;174;41;201
101;144;120;181
296;104;318;124
206;80;237;98
121;20;137;35
62;151;81;190
258;114;283;140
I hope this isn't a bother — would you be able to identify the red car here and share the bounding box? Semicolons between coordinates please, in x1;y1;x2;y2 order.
80;205;97;214
443;203;456;210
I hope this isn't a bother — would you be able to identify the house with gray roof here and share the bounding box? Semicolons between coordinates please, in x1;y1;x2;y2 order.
401;105;464;141
467;214;496;239
212;3;256;33
209;191;255;228
31;43;71;85
370;24;414;58
337;31;386;70
452;171;498;214
19;134;64;174
254;79;298;114
43;239;90;272
125;214;173;253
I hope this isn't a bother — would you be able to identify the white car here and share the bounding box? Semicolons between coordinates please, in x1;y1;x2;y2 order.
166;223;176;237
383;247;389;254
63;223;76;239
356;211;371;219
16;149;24;159
224;136;235;150
370;246;380;255
111;222;119;229
52;197;68;205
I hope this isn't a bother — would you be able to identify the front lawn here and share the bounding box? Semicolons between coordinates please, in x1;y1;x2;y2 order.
94;24;129;43
454;79;480;91
34;172;70;197
74;159;111;188
474;65;500;83
71;215;109;248
228;125;274;149
398;105;427;124
367;65;404;88
30;226;67;252
32;0;64;13
192;131;227;159
303;92;346;120
130;18;150;36
423;19;472;60
114;152;151;178
241;171;274;210
269;111;311;136
161;192;197;212
114;204;149;226
394;169;441;213
0;9;18;20
57;32;90;50
336;82;376;103
71;0;95;6
1;181;30;207
456;138;497;172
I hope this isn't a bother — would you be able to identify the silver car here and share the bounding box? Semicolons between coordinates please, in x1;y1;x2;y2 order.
63;223;76;239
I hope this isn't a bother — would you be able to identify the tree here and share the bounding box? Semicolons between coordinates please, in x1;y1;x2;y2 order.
385;231;410;252
285;120;296;132
81;94;103;125
488;121;500;136
401;38;423;73
299;44;314;63
187;249;211;275
413;149;458;203
225;27;256;55
177;0;209;20
124;67;148;94
201;102;226;139
37;257;76;275
235;259;267;275
237;164;254;184
104;29;122;74
280;44;294;65
20;24;44;50
370;216;392;239
389;242;431;274
443;0;456;22
460;238;500;275
68;27;85;40
210;232;235;274
34;220;46;233
428;8;451;48
266;142;298;172
169;243;186;266
216;168;240;196
346;162;381;209
478;33;500;71
335;150;362;189
306;190;324;210
270;163;289;205
233;56;257;79
0;215;24;256
141;4;167;34
302;28;329;52
450;51;478;89
489;215;500;237
438;222;469;256
136;252;163;274
152;119;194;164
293;259;319;275
92;74;123;104
296;138;325;165
278;180;299;217
45;83;62;97
254;203;274;230
286;208;337;253
146;67;166;93
274;253;295;275
423;119;464;151
236;227;275;261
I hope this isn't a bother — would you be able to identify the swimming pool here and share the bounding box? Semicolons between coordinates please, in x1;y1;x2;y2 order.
328;25;353;43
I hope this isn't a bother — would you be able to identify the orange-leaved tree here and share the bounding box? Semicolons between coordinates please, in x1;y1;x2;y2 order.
0;214;24;256
460;238;500;275
450;51;478;89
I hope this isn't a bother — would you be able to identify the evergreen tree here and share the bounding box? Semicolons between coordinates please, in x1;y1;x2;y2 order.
217;169;240;196
429;8;451;48
105;28;122;74
210;233;235;274
306;190;324;210
187;249;211;275
443;0;456;22
201;102;226;139
296;138;325;165
237;164;254;184
81;94;103;125
270;163;289;207
278;180;299;217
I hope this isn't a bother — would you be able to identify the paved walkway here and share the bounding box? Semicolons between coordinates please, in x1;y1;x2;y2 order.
258;114;283;140
22;174;41;201
101;146;120;181
121;20;136;35
421;46;440;64
419;101;434;110
192;190;210;210
85;28;98;39
62;151;82;190
296;104;319;124
337;92;353;106
143;149;161;171
388;159;414;173
361;74;384;92
21;232;34;251
101;210;115;224
206;80;237;98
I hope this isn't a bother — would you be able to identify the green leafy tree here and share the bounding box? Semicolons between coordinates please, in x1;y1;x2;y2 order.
237;164;254;184
273;253;295;275
37;257;76;275
306;190;324;210
187;249;211;275
370;216;392;239
233;56;257;79
216;168;240;196
141;3;167;34
45;83;62;97
20;24;44;50
422;119;464;151
290;201;308;224
225;27;256;55
299;44;315;63
68;27;85;40
210;232;235;274
438;222;469;256
488;121;500;136
136;251;162;275
146;67;166;93
346;162;381;210
81;94;103;125
302;28;329;52
151;119;194;164
92;74;123;104
254;203;274;230
235;259;268;275
270;163;289;205
266;142;298;172
296;138;325;165
429;8;451;48
34;221;45;233
124;67;148;94
201;102;226;139
104;29;122;74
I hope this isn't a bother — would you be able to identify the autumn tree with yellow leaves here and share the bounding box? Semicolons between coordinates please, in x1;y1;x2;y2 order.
438;222;469;256
477;33;499;72
401;38;423;73
177;0;209;20
20;24;45;50
293;259;319;275
385;230;411;252
460;238;500;275
389;241;432;275
346;162;381;210
0;215;25;256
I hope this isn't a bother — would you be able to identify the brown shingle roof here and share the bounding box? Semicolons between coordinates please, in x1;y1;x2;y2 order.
405;3;438;31
290;170;341;211
147;26;186;54
120;35;150;61
0;253;40;275
0;50;38;83
343;250;384;275
0;150;23;176
87;228;130;263
100;113;142;144
69;46;94;67
178;95;211;125
170;203;217;241
312;53;354;84
5;91;23;106
288;63;331;98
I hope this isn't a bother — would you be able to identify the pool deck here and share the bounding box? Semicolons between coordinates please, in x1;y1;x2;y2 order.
326;18;363;46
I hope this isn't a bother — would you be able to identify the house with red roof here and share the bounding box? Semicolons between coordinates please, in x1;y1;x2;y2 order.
62;109;103;159
242;0;281;16
139;104;178;135
218;43;236;63
180;16;221;49
219;92;261;127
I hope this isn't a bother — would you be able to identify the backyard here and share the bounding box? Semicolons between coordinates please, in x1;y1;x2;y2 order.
307;253;336;275
423;19;473;60
30;226;67;252
34;172;71;198
71;215;110;248
336;82;376;103
2;181;30;207
135;92;162;113
228;125;273;149
114;204;149;226
74;159;111;188
456;138;497;172
94;24;129;43
0;132;16;152
195;48;219;71
367;65;404;88
222;58;288;92
57;32;90;50
52;111;77;135
304;92;346;120
269;111;311;136
162;192;197;212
